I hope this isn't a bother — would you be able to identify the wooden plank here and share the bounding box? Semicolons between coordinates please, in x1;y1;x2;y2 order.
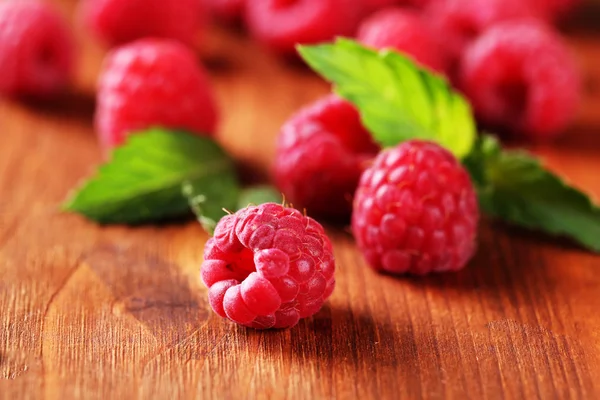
1;1;599;398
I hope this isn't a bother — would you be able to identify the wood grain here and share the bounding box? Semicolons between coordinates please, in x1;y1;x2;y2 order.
1;1;600;399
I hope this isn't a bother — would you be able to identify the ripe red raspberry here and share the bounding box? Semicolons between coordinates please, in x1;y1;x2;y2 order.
360;0;431;15
245;0;362;56
459;21;581;140
201;203;336;329
79;0;204;47
96;39;218;148
0;1;73;98
204;0;244;22
274;95;379;220
427;0;537;71
352;140;479;275
357;8;448;74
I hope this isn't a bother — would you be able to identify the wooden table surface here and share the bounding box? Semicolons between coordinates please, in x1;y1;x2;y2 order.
1;1;600;399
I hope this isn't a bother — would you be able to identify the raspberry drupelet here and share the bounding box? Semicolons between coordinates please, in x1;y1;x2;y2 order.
201;203;336;329
352;140;479;275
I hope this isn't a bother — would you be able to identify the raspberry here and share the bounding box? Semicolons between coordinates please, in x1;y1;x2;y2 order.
96;39;218;148
201;203;336;329
79;0;204;47
357;8;448;74
427;0;536;71
204;0;245;22
245;0;362;55
0;1;73;98
360;0;430;14
274;95;379;220
352;140;479;275
459;21;581;140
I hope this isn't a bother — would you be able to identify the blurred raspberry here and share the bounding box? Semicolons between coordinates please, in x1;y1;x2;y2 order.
204;0;245;22
96;39;218;148
427;0;537;72
79;0;204;47
0;1;74;98
459;21;581;140
357;8;448;74
246;0;362;55
274;95;379;220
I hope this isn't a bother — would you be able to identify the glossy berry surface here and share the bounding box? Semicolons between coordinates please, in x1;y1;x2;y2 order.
274;95;379;220
0;1;74;98
201;203;336;329
352;140;479;275
357;8;448;73
459;21;581;140
79;0;204;47
95;39;218;148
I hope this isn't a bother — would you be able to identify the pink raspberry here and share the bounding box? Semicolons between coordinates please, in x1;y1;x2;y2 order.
79;0;204;47
245;0;362;56
274;95;379;220
0;1;73;98
352;140;479;275
201;203;336;329
459;21;581;140
427;0;537;71
204;0;245;22
357;8;448;74
96;39;219;148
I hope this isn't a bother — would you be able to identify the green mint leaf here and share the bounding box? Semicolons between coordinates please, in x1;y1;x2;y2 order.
236;185;282;210
464;135;600;252
183;173;239;235
63;128;237;225
298;38;476;158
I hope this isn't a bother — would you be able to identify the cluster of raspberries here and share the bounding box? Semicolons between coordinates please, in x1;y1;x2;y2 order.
0;0;583;329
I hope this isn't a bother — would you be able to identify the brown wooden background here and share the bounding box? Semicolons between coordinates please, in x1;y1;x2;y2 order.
1;1;599;398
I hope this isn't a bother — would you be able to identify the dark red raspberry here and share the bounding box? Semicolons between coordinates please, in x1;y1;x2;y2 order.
204;0;245;22
352;140;479;275
96;39;218;148
245;0;362;56
274;95;379;220
201;203;336;329
427;0;536;71
0;1;73;98
357;8;448;74
459;21;581;140
79;0;204;47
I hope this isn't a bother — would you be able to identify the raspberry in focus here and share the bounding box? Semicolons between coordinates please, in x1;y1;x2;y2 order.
459;21;581;140
95;39;219;148
245;0;362;55
79;0;204;47
357;8;448;74
274;95;379;220
0;1;74;98
201;203;336;329
352;140;479;275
